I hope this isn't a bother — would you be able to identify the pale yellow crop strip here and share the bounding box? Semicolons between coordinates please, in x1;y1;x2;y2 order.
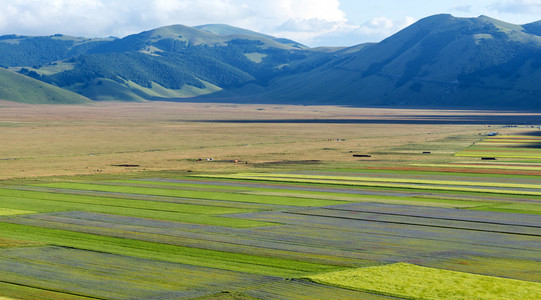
234;173;541;190
307;263;541;300
0;208;36;216
196;174;541;196
414;163;541;171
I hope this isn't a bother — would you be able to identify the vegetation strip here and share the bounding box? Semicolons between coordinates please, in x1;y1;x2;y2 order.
197;174;541;196
0;280;104;300
307;263;541;299
324;207;541;229
0;222;339;277
33;182;349;207
286;211;541;237
0;190;273;228
235;173;541;190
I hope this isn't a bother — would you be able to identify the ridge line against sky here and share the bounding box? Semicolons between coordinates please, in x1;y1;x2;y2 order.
0;0;540;47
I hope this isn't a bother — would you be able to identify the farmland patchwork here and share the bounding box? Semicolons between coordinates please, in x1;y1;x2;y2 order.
0;167;540;298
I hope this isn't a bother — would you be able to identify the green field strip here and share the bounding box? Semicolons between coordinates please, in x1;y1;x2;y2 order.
110;179;257;192
195;174;541;208
235;173;541;190
116;177;505;209
33;182;349;207
307;263;541;300
0;246;279;299
197;174;541;197
245;190;495;209
15;185;280;211
0;188;253;215
426;256;541;283
242;279;392;300
0;222;342;277
0;281;95;300
4;213;358;268
0;190;274;228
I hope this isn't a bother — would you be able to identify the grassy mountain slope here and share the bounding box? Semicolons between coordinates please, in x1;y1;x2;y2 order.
1;16;540;108
195;24;276;40
261;14;541;109
0;68;91;104
195;24;307;49
28;25;318;101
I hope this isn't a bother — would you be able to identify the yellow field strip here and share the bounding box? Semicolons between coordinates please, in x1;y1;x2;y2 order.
232;173;541;190
414;163;541;171
307;263;541;300
196;174;541;196
0;208;36;216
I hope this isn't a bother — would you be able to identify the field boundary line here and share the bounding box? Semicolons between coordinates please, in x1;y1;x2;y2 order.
286;211;541;238
324;207;541;228
0;279;103;300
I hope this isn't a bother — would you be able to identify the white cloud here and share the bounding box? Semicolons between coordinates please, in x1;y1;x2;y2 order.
452;4;473;13
353;16;415;41
489;0;541;14
0;0;415;46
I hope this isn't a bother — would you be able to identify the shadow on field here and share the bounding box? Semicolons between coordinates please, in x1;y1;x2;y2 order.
517;131;541;136
189;115;541;125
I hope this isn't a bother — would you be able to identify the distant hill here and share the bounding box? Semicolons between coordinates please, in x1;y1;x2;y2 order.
3;24;320;101
0;68;91;104
260;14;541;109
1;15;540;109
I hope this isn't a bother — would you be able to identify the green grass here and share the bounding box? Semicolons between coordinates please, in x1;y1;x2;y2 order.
232;173;541;190
0;281;93;300
34;182;350;207
100;178;509;211
0;189;274;228
307;263;541;299
0;222;340;277
0;68;91;104
113;177;541;213
197;173;541;197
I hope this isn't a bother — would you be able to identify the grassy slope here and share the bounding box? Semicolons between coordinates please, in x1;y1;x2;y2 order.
69;78;222;102
0;68;91;104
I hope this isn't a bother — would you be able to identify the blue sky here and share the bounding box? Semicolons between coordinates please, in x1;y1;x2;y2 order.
0;0;540;47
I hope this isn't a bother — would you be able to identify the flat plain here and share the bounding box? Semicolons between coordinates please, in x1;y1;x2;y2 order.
0;100;540;299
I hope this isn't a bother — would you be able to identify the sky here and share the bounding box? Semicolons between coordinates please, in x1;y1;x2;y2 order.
0;0;540;47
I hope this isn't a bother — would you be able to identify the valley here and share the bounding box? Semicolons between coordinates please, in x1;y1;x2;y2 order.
1;14;540;109
1;10;541;300
0;101;540;299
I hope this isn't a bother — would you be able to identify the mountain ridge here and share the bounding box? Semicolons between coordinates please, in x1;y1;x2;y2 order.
0;15;540;109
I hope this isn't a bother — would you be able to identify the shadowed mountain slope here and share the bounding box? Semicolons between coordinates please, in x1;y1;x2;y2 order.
1;15;540;108
258;14;541;109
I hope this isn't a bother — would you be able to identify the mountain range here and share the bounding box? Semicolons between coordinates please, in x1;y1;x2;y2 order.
1;14;540;109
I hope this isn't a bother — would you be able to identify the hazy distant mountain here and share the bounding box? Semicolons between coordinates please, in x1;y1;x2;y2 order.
261;14;541;109
1;15;540;108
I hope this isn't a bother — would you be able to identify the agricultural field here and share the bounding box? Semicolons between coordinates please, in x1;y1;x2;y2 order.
0;101;540;299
